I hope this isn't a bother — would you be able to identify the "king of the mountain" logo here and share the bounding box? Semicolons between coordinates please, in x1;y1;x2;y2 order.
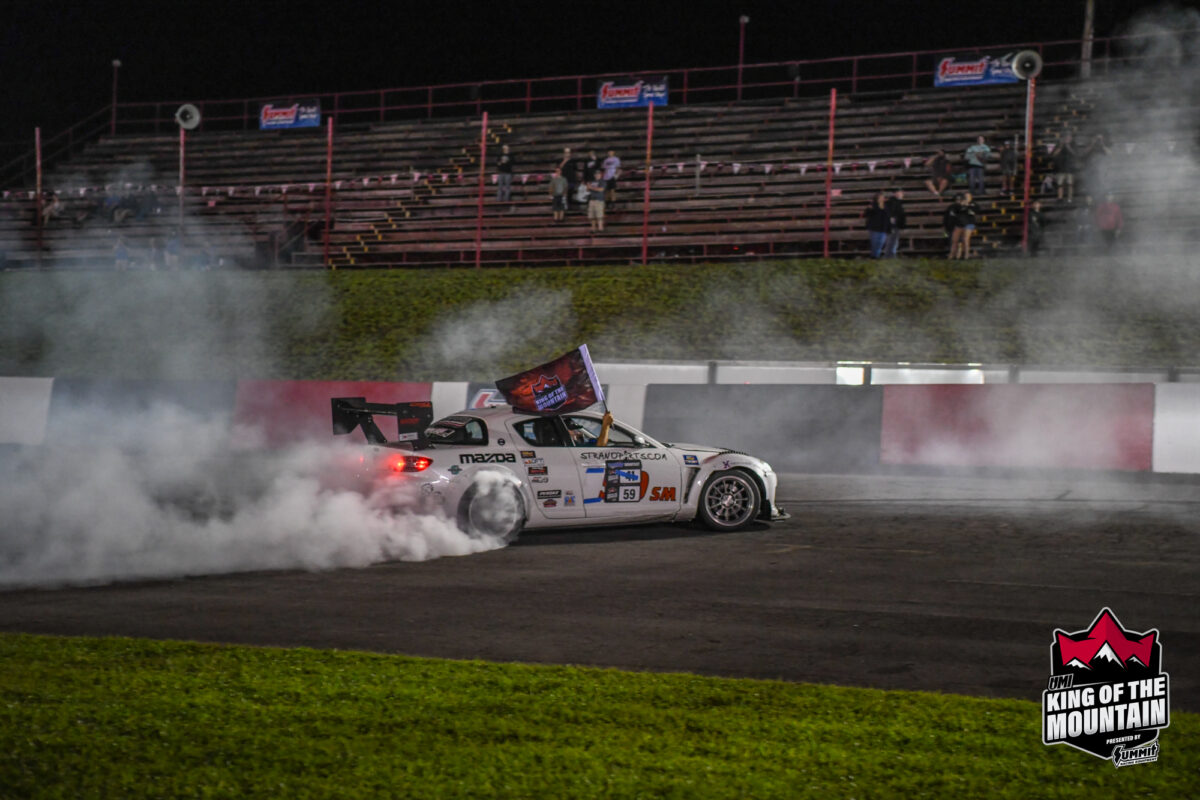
1042;608;1169;766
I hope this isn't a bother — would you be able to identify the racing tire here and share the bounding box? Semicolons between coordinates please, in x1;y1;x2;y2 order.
457;482;526;544
696;469;761;531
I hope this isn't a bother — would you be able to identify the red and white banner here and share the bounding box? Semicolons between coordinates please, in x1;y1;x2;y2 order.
880;384;1154;471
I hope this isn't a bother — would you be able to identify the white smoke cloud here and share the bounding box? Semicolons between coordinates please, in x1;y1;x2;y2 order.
0;402;504;589
418;287;576;376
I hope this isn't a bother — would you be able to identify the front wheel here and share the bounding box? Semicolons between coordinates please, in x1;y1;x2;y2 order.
696;470;761;531
457;481;525;544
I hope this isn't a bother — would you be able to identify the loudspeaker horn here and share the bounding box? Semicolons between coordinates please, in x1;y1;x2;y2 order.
174;103;202;130
1012;50;1043;80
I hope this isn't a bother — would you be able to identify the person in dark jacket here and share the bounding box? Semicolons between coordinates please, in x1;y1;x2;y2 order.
1051;133;1079;203
495;144;514;202
946;192;980;259
883;189;907;257
1028;199;1046;256
998;141;1018;195
925;149;952;197
863;192;890;258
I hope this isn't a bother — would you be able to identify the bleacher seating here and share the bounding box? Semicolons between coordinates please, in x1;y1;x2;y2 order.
1;73;1184;269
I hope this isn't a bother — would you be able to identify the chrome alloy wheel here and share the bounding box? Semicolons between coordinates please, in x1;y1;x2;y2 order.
699;471;760;530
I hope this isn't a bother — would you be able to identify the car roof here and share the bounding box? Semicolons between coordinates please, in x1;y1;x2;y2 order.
438;405;605;422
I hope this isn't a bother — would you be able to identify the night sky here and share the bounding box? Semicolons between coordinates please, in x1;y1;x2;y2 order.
0;0;1191;156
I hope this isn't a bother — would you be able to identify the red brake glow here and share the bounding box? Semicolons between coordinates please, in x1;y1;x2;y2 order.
380;454;431;474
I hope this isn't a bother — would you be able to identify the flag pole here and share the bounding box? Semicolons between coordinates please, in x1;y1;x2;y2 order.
581;343;613;446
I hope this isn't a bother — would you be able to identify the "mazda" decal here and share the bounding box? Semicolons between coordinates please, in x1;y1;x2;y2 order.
458;453;517;464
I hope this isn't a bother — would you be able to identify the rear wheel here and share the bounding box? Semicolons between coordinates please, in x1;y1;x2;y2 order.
696;470;760;531
457;482;525;544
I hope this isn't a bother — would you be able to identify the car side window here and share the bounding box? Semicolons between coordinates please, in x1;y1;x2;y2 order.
562;415;640;447
513;417;565;447
425;416;488;445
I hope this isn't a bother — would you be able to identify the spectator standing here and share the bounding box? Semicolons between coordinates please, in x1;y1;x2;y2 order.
149;237;164;270
585;150;603;179
570;153;588;206
558;147;576;202
1074;194;1095;247
102;189;121;222
165;231;182;268
1051;133;1079;203
925;149;951;197
113;236;130;270
998;141;1018;195
1028;200;1046;256
1083;133;1113;195
964;136;991;196
602;150;621;205
586;170;606;233
549;167;568;222
1095;192;1124;248
863;192;890;258
946;192;979;259
496;144;514;202
884;188;907;257
41;193;63;225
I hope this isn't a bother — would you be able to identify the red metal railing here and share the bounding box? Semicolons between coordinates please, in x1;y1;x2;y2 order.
102;34;1139;134
0;29;1186;189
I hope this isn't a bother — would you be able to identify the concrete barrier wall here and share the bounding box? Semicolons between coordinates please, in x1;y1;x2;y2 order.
1152;384;1200;474
232;380;432;447
0;377;53;446
1;377;1195;474
643;385;883;473
878;384;1154;471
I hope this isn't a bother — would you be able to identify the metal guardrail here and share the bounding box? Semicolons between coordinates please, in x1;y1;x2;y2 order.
4;28;1192;189
595;360;1200;386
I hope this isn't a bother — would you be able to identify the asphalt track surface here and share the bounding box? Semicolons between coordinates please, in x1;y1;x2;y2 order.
2;473;1197;711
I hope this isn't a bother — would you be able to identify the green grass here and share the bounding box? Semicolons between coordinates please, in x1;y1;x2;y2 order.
0;633;1194;798
1;258;1198;380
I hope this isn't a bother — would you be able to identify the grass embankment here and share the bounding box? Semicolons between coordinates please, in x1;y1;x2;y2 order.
1;634;1194;799
1;258;1197;380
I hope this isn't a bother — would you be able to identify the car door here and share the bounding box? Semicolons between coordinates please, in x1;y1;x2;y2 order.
506;416;586;521
560;414;683;522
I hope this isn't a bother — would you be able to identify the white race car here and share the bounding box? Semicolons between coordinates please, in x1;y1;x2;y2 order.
332;398;787;542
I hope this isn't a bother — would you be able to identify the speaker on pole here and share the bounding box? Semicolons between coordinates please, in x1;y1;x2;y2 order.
174;103;202;130
1012;50;1043;81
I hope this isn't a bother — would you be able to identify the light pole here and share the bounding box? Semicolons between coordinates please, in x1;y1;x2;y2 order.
1081;0;1095;78
111;59;121;135
737;15;749;101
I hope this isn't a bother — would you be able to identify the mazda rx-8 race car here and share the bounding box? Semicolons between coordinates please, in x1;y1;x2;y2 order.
332;397;787;543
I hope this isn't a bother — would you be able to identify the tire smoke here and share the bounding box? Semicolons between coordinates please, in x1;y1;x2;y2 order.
0;402;505;589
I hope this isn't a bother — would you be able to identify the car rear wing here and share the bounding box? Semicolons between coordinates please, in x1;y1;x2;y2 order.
331;397;434;448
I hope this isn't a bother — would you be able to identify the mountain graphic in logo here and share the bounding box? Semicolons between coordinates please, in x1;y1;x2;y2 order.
531;374;568;411
1043;608;1170;763
1056;609;1155;671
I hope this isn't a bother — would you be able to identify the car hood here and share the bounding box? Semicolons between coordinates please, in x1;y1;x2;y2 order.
668;443;733;455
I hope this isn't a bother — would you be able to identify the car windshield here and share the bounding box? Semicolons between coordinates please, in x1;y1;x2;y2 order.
425;415;487;445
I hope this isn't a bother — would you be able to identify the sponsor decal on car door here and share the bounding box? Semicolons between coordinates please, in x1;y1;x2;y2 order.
503;420;585;521
574;447;682;520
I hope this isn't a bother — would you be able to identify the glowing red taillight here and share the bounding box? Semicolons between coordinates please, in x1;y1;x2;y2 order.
381;454;431;473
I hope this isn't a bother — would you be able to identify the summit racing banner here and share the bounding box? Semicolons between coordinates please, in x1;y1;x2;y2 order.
933;52;1020;87
597;77;669;109
259;99;322;130
495;345;605;414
